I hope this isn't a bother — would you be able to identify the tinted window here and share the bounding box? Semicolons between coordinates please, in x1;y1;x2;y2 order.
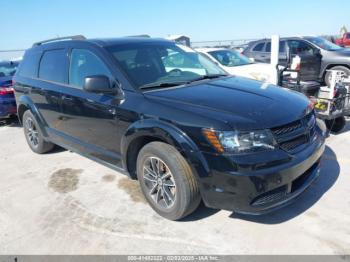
209;49;252;67
279;41;286;53
264;41;285;53
347;33;350;39
39;49;67;83
288;40;314;55
253;42;265;52
108;43;225;88
18;51;41;78
69;49;111;88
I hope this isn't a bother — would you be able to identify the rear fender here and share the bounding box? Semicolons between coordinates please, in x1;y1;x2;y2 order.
17;95;48;137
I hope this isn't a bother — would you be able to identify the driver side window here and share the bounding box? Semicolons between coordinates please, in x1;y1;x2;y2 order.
288;40;314;55
69;49;112;89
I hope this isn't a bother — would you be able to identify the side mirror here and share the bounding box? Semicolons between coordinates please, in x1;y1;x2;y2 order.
313;48;321;56
83;75;123;98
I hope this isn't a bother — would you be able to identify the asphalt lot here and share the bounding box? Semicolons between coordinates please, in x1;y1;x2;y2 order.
0;119;349;255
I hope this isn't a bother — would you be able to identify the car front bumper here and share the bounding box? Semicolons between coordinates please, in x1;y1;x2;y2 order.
198;125;326;215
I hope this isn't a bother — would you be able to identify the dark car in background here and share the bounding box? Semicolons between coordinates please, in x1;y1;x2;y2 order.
0;61;19;119
243;36;350;86
14;36;325;220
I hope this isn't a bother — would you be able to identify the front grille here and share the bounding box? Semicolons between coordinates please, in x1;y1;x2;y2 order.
271;120;302;136
271;112;316;153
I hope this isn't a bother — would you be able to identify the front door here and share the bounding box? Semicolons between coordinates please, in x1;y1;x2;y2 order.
288;40;321;81
59;48;122;165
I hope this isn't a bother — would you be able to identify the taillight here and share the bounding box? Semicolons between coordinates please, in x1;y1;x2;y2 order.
0;87;14;95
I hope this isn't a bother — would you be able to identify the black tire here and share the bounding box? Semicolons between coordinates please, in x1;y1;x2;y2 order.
325;116;346;133
136;141;201;220
324;66;350;87
23;110;55;154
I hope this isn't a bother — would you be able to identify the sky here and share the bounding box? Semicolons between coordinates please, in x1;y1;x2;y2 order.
1;0;349;50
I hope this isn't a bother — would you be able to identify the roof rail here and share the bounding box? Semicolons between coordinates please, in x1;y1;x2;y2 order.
32;35;86;47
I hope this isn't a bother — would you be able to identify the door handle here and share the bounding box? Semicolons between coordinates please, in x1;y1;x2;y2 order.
62;95;74;101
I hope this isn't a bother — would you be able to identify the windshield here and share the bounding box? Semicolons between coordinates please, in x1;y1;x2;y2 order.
0;62;18;77
107;42;226;89
305;37;343;51
209;49;253;67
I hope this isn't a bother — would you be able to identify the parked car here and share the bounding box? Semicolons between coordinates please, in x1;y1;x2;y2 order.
335;32;350;47
196;47;274;83
0;61;19;119
243;36;350;86
14;36;326;220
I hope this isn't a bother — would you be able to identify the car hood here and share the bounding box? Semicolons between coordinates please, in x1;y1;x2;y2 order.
330;48;350;56
224;63;274;82
145;76;311;130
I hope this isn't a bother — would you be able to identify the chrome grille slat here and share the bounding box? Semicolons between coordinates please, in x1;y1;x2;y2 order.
271;113;316;153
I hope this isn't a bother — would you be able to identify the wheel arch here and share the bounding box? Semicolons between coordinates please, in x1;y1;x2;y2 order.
17;96;48;137
322;64;350;79
121;119;210;180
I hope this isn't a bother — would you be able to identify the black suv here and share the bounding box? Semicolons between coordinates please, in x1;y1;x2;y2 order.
14;35;326;220
243;36;350;86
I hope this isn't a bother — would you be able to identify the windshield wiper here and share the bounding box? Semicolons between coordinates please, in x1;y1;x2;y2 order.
188;74;228;83
139;81;189;90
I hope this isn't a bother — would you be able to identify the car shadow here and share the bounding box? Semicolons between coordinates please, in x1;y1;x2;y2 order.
182;145;339;223
230;145;339;224
0;116;21;127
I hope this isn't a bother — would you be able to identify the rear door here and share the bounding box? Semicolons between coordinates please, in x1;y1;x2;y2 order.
250;41;267;63
59;47;122;164
33;49;67;131
287;40;321;81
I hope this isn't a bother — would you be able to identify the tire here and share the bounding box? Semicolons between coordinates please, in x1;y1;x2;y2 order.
23;110;55;154
325;116;346;133
324;66;350;87
136;141;201;220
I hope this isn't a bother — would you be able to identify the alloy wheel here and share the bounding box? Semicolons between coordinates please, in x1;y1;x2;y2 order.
142;157;176;209
25;117;39;148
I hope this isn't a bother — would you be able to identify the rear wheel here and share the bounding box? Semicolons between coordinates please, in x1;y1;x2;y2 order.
23;110;55;154
136;142;201;220
324;66;350;87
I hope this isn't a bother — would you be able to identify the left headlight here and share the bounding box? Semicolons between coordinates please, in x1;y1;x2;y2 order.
203;129;277;154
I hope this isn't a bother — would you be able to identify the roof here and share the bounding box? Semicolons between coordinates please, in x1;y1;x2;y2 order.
195;47;231;52
30;36;172;50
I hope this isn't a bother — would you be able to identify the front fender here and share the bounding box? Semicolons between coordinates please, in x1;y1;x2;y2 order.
17;95;48;137
121;119;211;179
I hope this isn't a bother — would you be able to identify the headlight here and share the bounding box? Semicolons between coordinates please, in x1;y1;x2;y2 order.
203;129;276;153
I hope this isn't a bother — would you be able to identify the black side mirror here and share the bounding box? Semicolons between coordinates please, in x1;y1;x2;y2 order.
83;75;124;99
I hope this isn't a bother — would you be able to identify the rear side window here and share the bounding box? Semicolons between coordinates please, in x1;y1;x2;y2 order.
69;49;112;88
253;42;265;52
18;51;41;78
39;49;67;83
279;41;286;53
264;41;286;53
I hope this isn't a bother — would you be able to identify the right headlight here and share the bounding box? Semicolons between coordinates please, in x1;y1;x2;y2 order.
203;129;277;154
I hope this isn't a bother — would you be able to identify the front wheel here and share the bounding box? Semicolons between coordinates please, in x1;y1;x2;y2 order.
136;142;201;220
324;66;350;87
325;116;346;133
23;110;55;154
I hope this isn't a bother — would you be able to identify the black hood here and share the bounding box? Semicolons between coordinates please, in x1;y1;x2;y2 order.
145;76;311;130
